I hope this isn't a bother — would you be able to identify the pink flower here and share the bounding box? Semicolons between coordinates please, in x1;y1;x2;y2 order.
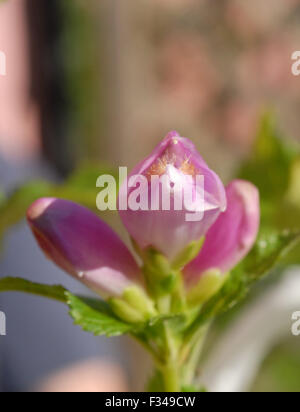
184;180;260;287
118;131;227;260
27;135;259;309
27;198;143;298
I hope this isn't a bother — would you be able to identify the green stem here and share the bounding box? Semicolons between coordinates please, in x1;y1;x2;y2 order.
157;295;171;314
161;361;180;392
0;277;67;303
181;326;208;386
160;323;181;392
131;333;163;368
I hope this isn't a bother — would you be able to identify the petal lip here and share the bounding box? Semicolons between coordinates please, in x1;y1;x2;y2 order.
184;179;260;286
27;198;57;220
27;198;142;297
129;131;208;178
119;132;227;260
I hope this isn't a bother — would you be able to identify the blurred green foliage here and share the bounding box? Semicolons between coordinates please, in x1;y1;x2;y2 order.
251;339;300;392
217;113;300;392
239;113;297;205
0;164;117;243
238;113;300;264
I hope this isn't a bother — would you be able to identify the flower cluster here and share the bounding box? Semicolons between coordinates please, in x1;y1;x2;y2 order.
27;132;260;322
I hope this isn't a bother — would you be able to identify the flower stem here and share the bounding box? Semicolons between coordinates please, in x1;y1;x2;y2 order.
160;323;181;392
182;330;206;385
161;361;180;392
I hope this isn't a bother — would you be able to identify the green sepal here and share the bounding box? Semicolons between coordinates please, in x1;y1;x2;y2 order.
142;247;181;297
171;238;205;271
160;272;180;293
66;294;134;337
144;247;172;277
123;286;157;319
108;297;146;324
187;269;225;307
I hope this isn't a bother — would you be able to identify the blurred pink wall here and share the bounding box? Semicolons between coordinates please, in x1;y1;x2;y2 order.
0;0;40;162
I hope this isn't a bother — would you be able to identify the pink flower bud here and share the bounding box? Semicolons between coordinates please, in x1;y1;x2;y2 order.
119;131;226;260
184;180;260;286
27;198;142;298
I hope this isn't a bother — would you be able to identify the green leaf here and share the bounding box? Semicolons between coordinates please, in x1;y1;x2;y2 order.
66;293;134;337
242;230;300;283
0;277;134;337
0;277;67;302
185;230;300;337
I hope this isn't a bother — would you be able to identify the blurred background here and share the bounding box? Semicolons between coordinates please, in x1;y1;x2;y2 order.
0;0;300;392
